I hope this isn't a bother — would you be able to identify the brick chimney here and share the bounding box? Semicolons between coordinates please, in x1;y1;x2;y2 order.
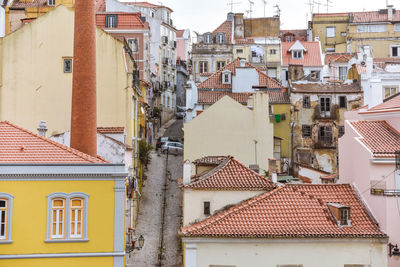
70;0;97;157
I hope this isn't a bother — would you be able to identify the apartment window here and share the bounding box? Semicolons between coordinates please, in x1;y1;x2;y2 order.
204;201;210;215
204;33;213;44
303;96;310;108
222;70;231;84
216;33;226;44
326;26;335;37
273;137;281;160
339;96;347;108
127;38;139;52
356;25;367;32
46;193;89;242
368;24;386;32
340;208;350;226
338;126;345;137
105;15;117;28
236;49;243;54
0;193;13;242
395;24;400;31
270;49;277;55
392;46;400;57
320;97;331;112
216;61;225;71
383;86;399;99
199;61;208;73
302;125;311;138
285;35;293;42
292;50;303;59
47;0;55;6
339;66;347;81
318;126;332;144
63;58;72;73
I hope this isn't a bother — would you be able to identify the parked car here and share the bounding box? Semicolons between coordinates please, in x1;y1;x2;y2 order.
161;141;183;155
156;137;169;149
176;111;185;119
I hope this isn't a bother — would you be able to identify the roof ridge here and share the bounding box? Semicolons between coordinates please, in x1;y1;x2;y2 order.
230;157;273;184
1;121;107;163
181;185;285;234
186;156;233;186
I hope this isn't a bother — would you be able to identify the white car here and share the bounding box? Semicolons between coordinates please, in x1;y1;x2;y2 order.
161;141;183;155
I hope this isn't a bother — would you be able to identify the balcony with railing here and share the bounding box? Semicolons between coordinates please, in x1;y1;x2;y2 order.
371;188;400;196
313;104;337;120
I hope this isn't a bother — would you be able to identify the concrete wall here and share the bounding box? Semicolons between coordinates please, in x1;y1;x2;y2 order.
243;17;280;37
232;68;258;92
183;92;274;174
182;190;264;226
183;239;387;267
0;6;134;142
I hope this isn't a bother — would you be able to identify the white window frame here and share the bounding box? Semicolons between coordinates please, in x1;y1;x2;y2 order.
127;38;139;53
46;192;89;242
0;193;13;243
69;198;84;239
292;50;303;59
47;0;55;6
356;25;367;33
221;70;231;84
216;61;225;71
383;86;399;99
395;24;400;32
391;45;400;57
199;61;208;73
326;26;335;38
51;198;65;239
368;24;386;33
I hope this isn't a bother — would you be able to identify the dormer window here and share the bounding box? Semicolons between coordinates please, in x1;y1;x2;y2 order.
47;0;55;6
292;50;303;59
204;33;213;44
327;203;351;227
216;33;226;44
221;70;231;84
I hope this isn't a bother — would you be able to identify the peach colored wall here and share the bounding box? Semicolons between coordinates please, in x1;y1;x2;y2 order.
339;117;400;267
177;38;187;61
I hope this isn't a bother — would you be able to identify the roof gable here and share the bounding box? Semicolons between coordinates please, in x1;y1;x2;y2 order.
183;156;275;191
212;20;232;44
0;121;107;163
282;41;323;67
181;184;386;238
289;40;307;51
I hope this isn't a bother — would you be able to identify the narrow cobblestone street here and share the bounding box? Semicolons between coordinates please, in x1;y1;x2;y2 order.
127;119;183;267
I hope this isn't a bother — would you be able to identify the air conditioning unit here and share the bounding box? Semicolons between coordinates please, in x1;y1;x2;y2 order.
162;36;168;45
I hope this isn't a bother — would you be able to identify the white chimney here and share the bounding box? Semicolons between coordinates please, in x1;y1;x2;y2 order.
366;55;373;78
239;58;246;67
37;121;48;137
183;160;191;185
271;172;278;183
388;5;393;21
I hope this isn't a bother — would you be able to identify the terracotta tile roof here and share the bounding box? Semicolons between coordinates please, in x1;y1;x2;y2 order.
126;1;173;12
193;156;228;165
199;72;213;77
0;121;107;163
95;0;106;12
212;20;232;44
350;120;400;158
313;12;350;17
183;156;275;191
368;94;400;112
198;91;251;105
198;90;289;105
325;53;354;65
181;184;386;238
352;10;400;23
96;13;145;30
97;127;125;134
281;41;323;67
10;0;45;8
198;58;285;90
291;82;362;94
176;29;184;38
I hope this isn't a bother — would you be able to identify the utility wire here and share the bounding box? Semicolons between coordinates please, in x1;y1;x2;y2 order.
360;169;395;195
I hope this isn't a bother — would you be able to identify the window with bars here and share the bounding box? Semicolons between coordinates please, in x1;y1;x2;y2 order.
63;58;72;73
303;96;310;108
302;125;311;138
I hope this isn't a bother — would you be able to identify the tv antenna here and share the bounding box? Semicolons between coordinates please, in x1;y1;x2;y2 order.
314;0;322;13
262;0;267;18
305;0;314;18
227;0;241;12
323;0;333;12
248;0;254;18
274;4;280;17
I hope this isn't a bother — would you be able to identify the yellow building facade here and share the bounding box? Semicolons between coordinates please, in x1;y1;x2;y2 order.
0;121;127;266
271;103;291;160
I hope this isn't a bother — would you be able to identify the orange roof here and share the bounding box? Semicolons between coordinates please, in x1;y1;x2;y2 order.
183;156;275;191
352;10;400;23
96;13;145;30
126;1;173;12
281;41;322;67
97;127;125;134
291;82;362;94
198;58;285;90
325;53;354;65
181;184;386;238
193;156;228;165
212;20;232;44
95;0;106;12
368;94;400;112
350;120;400;158
198;90;289;105
0;121;107;163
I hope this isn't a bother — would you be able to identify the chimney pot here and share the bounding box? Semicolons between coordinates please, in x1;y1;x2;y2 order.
239;58;246;67
183;160;191;185
37;120;48;137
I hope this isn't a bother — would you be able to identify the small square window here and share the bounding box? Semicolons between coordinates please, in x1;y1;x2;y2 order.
63;58;72;73
47;0;55;6
302;125;311;138
270;49;277;55
204;201;210;215
303;96;310;108
236;49;243;54
292;50;303;59
339;96;347;108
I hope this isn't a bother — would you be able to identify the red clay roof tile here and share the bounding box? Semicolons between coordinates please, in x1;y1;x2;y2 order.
212;20;232;44
291;82;362;94
368;94;400;112
181;184;386;238
97;127;125;134
193;156;228;165
350;120;400;158
183;156;275;191
281;41;323;67
0;121;107;163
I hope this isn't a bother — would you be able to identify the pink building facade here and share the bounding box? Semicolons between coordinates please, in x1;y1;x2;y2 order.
176;29;190;61
339;95;400;267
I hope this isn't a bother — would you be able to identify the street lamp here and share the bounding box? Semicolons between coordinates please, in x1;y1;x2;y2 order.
126;234;145;253
389;243;400;257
